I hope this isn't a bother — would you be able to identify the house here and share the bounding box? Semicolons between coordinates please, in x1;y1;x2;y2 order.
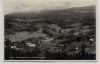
26;43;36;47
11;46;17;49
89;39;94;44
75;47;79;51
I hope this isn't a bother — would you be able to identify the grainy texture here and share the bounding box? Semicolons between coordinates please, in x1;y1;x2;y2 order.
4;0;96;60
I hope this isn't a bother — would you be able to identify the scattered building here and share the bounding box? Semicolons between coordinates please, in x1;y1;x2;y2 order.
82;25;91;30
89;39;94;44
26;42;36;47
71;23;82;28
81;29;91;35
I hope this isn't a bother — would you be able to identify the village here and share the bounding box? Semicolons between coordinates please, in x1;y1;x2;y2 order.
5;18;96;60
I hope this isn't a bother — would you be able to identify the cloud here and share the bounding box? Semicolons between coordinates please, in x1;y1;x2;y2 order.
3;0;95;14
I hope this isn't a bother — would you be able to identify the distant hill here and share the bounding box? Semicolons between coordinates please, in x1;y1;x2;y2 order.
5;5;95;20
5;5;96;34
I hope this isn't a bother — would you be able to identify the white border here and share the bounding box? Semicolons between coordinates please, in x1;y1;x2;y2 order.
0;0;100;64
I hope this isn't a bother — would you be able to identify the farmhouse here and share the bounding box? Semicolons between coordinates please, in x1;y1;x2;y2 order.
26;42;36;47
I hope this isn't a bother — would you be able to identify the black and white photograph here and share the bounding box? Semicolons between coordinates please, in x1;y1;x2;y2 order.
4;0;96;60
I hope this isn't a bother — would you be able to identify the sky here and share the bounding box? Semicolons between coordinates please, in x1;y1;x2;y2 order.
3;0;96;14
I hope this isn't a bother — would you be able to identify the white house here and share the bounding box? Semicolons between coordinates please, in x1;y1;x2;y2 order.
26;43;36;47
